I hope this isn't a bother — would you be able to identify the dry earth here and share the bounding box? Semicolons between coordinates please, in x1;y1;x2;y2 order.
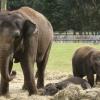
0;71;68;100
0;71;100;100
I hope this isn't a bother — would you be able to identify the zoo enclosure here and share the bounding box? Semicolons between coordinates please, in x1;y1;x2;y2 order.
54;34;100;43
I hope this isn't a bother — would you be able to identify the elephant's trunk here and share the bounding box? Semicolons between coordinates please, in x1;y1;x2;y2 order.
0;45;16;82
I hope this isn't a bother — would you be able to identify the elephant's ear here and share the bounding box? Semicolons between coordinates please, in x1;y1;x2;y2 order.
22;20;37;37
22;20;38;60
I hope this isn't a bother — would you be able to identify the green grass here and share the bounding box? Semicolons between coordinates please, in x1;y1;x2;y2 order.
13;42;100;73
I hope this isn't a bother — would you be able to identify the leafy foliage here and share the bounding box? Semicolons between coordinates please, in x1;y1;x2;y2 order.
6;0;100;33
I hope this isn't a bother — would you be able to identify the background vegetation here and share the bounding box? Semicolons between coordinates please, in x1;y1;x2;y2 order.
5;0;100;34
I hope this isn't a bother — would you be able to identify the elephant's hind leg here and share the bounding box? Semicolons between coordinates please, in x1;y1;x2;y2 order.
87;74;94;87
36;42;52;89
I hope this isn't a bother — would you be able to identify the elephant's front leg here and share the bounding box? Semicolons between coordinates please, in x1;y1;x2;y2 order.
20;56;37;95
0;60;13;95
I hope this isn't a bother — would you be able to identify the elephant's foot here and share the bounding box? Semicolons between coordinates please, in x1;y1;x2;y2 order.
0;83;9;96
37;82;44;89
22;83;37;95
36;71;44;89
28;87;37;96
22;84;28;90
27;83;37;95
0;91;10;97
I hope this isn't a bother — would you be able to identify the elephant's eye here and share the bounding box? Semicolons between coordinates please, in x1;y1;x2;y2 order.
15;19;23;29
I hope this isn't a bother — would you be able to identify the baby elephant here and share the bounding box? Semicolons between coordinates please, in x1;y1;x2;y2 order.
43;77;91;96
72;46;100;87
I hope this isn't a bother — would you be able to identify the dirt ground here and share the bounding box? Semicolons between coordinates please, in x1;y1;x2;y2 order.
0;71;69;100
1;71;100;100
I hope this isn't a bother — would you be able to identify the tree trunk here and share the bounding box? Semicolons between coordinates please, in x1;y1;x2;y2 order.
1;0;7;11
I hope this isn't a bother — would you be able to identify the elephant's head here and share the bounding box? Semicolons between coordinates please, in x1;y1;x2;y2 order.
0;12;37;82
91;51;100;82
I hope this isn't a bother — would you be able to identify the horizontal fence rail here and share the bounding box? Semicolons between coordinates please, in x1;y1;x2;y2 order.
54;34;100;43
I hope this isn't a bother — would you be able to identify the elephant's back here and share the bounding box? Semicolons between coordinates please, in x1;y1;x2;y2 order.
72;46;96;62
72;46;95;76
17;7;53;38
16;7;53;61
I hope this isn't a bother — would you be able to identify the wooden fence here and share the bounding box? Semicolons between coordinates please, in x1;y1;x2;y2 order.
54;34;100;43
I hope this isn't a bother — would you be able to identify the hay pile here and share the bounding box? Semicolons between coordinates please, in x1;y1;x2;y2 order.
53;84;100;100
0;72;100;100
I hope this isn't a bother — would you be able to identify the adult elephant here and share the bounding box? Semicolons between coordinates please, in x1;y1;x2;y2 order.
0;7;53;95
72;46;100;87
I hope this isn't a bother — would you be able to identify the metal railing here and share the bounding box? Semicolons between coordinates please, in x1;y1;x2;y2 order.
54;34;100;43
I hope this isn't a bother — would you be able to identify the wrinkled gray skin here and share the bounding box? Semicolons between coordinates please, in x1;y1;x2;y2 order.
0;7;53;95
43;77;91;96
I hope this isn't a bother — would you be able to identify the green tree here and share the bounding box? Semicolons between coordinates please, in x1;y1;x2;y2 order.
7;0;100;33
